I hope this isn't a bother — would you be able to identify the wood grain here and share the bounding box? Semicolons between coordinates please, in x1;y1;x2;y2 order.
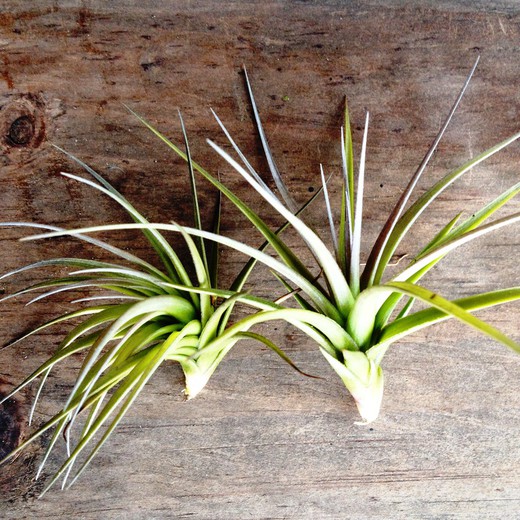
0;1;519;518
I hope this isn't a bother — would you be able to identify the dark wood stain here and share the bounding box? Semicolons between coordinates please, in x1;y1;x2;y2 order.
0;398;21;461
1;56;14;89
5;115;35;146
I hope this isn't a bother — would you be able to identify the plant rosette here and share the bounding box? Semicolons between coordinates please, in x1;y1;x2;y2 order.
0;117;316;493
113;58;519;424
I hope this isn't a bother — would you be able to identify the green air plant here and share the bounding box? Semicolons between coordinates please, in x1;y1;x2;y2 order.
3;57;519;497
202;59;520;422
68;57;518;425
0;117;320;493
202;59;520;423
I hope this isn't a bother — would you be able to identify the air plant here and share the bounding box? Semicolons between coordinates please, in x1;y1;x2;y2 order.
86;57;518;425
203;58;520;422
2;58;519;495
0;117;321;493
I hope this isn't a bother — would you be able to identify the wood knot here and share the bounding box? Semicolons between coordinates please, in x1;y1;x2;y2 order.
0;94;46;154
0;378;43;499
0;382;23;461
6;115;35;147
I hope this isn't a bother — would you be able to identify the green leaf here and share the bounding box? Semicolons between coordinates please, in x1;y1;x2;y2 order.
370;131;520;286
343;98;355;234
178;111;209;275
69;266;173;293
339;100;355;276
373;258;437;332
236;331;319;379
197;306;358;363
0;330;106;406
349;111;369;295
320;166;338;258
376;183;520;328
338;170;349;274
416;212;463;257
198;292;244;348
1;258;133;282
124;106;319;290
207;139;354;316
271;271;316;311
376;287;520;347
54;320;202;492
23;222;343;322
2;222;165;279
55;147;188;285
1;305;109;351
61;172;194;294
221;186;324;335
207;191;221;289
168;223;213;322
382;281;520;353
420;181;520;257
56;296;195;436
394;212;520;283
361;56;482;289
0;276;141;305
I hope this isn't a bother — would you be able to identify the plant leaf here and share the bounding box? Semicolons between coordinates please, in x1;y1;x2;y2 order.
320;165;338;257
23;223;343;322
349;111;369;295
125;106;319;287
243;66;298;212
377;287;520;346
55;146;187;284
361;57;480;289
370;131;520;285
394;212;520;283
178;110;210;275
236;331;319;379
382;281;520;352
207;139;354;316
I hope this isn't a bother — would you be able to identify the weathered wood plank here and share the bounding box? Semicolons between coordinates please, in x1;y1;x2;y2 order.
1;1;519;518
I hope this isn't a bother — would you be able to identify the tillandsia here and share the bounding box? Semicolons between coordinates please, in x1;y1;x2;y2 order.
2;58;519;495
58;56;517;425
201;58;520;423
0;116;322;493
199;58;520;423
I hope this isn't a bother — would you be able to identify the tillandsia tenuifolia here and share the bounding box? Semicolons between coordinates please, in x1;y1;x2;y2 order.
65;56;517;425
0;115;323;493
1;57;519;494
198;57;519;423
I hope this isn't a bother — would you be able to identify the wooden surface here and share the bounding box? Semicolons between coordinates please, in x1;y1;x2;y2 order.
1;1;519;518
